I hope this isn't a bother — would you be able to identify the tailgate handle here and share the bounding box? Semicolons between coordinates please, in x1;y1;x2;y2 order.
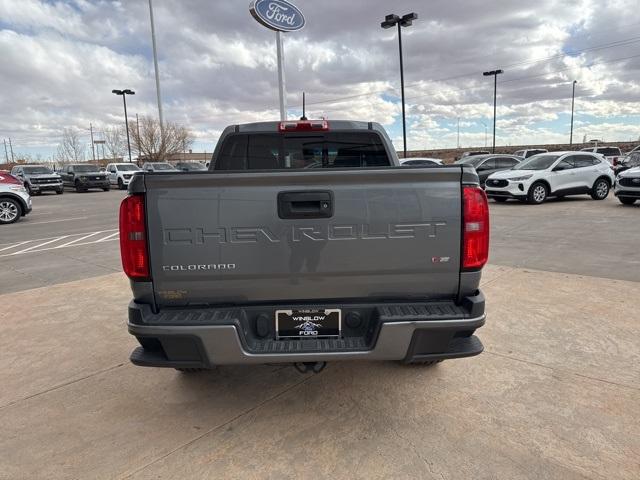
278;191;334;219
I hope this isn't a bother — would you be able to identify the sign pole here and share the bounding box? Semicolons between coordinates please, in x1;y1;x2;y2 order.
276;30;287;121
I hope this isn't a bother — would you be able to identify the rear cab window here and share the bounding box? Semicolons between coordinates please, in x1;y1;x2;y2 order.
214;132;391;170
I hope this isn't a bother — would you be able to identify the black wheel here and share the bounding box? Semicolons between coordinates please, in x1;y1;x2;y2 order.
25;183;33;195
0;198;21;224
403;359;443;366
619;197;636;205
590;178;610;200
117;178;124;190
175;368;206;373
527;182;548;204
75;181;85;193
493;197;508;203
56;189;63;195
102;187;110;192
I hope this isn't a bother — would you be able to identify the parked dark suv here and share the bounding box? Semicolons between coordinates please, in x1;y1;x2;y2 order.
614;152;640;176
59;164;110;192
457;154;522;187
10;165;63;195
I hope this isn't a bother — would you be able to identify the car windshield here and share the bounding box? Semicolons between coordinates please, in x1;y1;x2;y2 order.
151;163;175;170
72;165;100;173
512;154;561;170
117;164;140;171
23;166;53;174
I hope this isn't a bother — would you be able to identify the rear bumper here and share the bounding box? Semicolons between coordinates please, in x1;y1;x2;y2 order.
127;294;486;367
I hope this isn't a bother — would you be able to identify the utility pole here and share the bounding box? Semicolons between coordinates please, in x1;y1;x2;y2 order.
570;80;577;146
8;138;15;162
89;123;96;161
3;139;8;162
483;69;504;153
148;0;164;134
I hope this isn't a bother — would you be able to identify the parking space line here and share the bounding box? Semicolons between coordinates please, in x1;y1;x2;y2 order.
11;236;70;255
0;241;30;252
95;232;119;242
55;232;102;249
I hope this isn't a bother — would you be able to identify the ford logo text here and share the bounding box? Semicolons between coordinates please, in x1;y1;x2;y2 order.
250;0;305;32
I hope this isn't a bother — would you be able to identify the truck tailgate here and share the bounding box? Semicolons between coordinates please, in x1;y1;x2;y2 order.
144;168;463;307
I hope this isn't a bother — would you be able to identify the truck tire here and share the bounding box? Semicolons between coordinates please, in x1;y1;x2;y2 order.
527;182;548;204
0;198;21;224
102;187;110;192
590;178;610;200
493;197;508;202
118;178;124;190
619;197;636;205
75;181;85;193
56;189;64;195
175;368;206;373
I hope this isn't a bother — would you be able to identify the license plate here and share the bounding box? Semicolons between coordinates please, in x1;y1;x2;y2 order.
275;309;341;339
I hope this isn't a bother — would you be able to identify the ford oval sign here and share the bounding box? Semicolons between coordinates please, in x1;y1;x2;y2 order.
250;0;306;32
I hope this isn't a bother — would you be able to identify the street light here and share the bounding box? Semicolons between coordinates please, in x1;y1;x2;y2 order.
381;12;418;159
570;80;577;146
483;69;503;153
112;89;135;162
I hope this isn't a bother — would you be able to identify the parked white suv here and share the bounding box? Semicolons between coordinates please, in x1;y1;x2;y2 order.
580;146;622;166
614;166;640;205
105;163;142;190
485;151;615;204
513;148;547;159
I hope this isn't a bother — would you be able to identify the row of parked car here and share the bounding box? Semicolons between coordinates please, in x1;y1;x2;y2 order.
0;161;210;224
402;145;640;206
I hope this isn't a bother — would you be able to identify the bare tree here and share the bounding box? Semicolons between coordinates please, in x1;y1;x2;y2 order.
56;128;86;163
129;116;193;161
103;125;127;160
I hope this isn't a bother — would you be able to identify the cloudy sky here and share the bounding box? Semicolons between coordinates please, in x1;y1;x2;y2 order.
1;0;639;161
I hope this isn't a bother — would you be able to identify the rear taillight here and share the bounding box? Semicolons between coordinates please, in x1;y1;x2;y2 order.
279;120;329;132
462;186;490;270
119;194;149;279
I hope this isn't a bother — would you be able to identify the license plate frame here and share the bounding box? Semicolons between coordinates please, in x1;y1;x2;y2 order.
275;309;341;339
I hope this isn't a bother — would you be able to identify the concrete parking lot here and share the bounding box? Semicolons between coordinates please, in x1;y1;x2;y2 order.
1;190;639;479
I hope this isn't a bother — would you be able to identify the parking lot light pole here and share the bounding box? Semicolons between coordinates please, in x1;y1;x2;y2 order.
570;80;577;146
381;12;418;159
112;89;135;162
483;69;503;153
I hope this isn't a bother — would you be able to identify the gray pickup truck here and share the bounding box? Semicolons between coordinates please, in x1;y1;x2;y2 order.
121;120;489;372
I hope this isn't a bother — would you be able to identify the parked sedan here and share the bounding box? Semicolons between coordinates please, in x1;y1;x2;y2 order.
457;154;522;187
173;162;208;171
399;157;443;167
59;164;110;192
142;162;179;172
614;166;640;205
485;152;614;204
0;178;31;224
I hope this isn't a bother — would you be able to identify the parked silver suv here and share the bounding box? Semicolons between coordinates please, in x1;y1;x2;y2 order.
10;165;63;195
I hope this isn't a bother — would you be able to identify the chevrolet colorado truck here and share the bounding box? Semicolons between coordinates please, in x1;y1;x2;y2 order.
121;120;489;372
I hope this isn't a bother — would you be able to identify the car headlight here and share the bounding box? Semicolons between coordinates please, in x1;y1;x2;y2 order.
9;185;27;193
508;175;533;181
